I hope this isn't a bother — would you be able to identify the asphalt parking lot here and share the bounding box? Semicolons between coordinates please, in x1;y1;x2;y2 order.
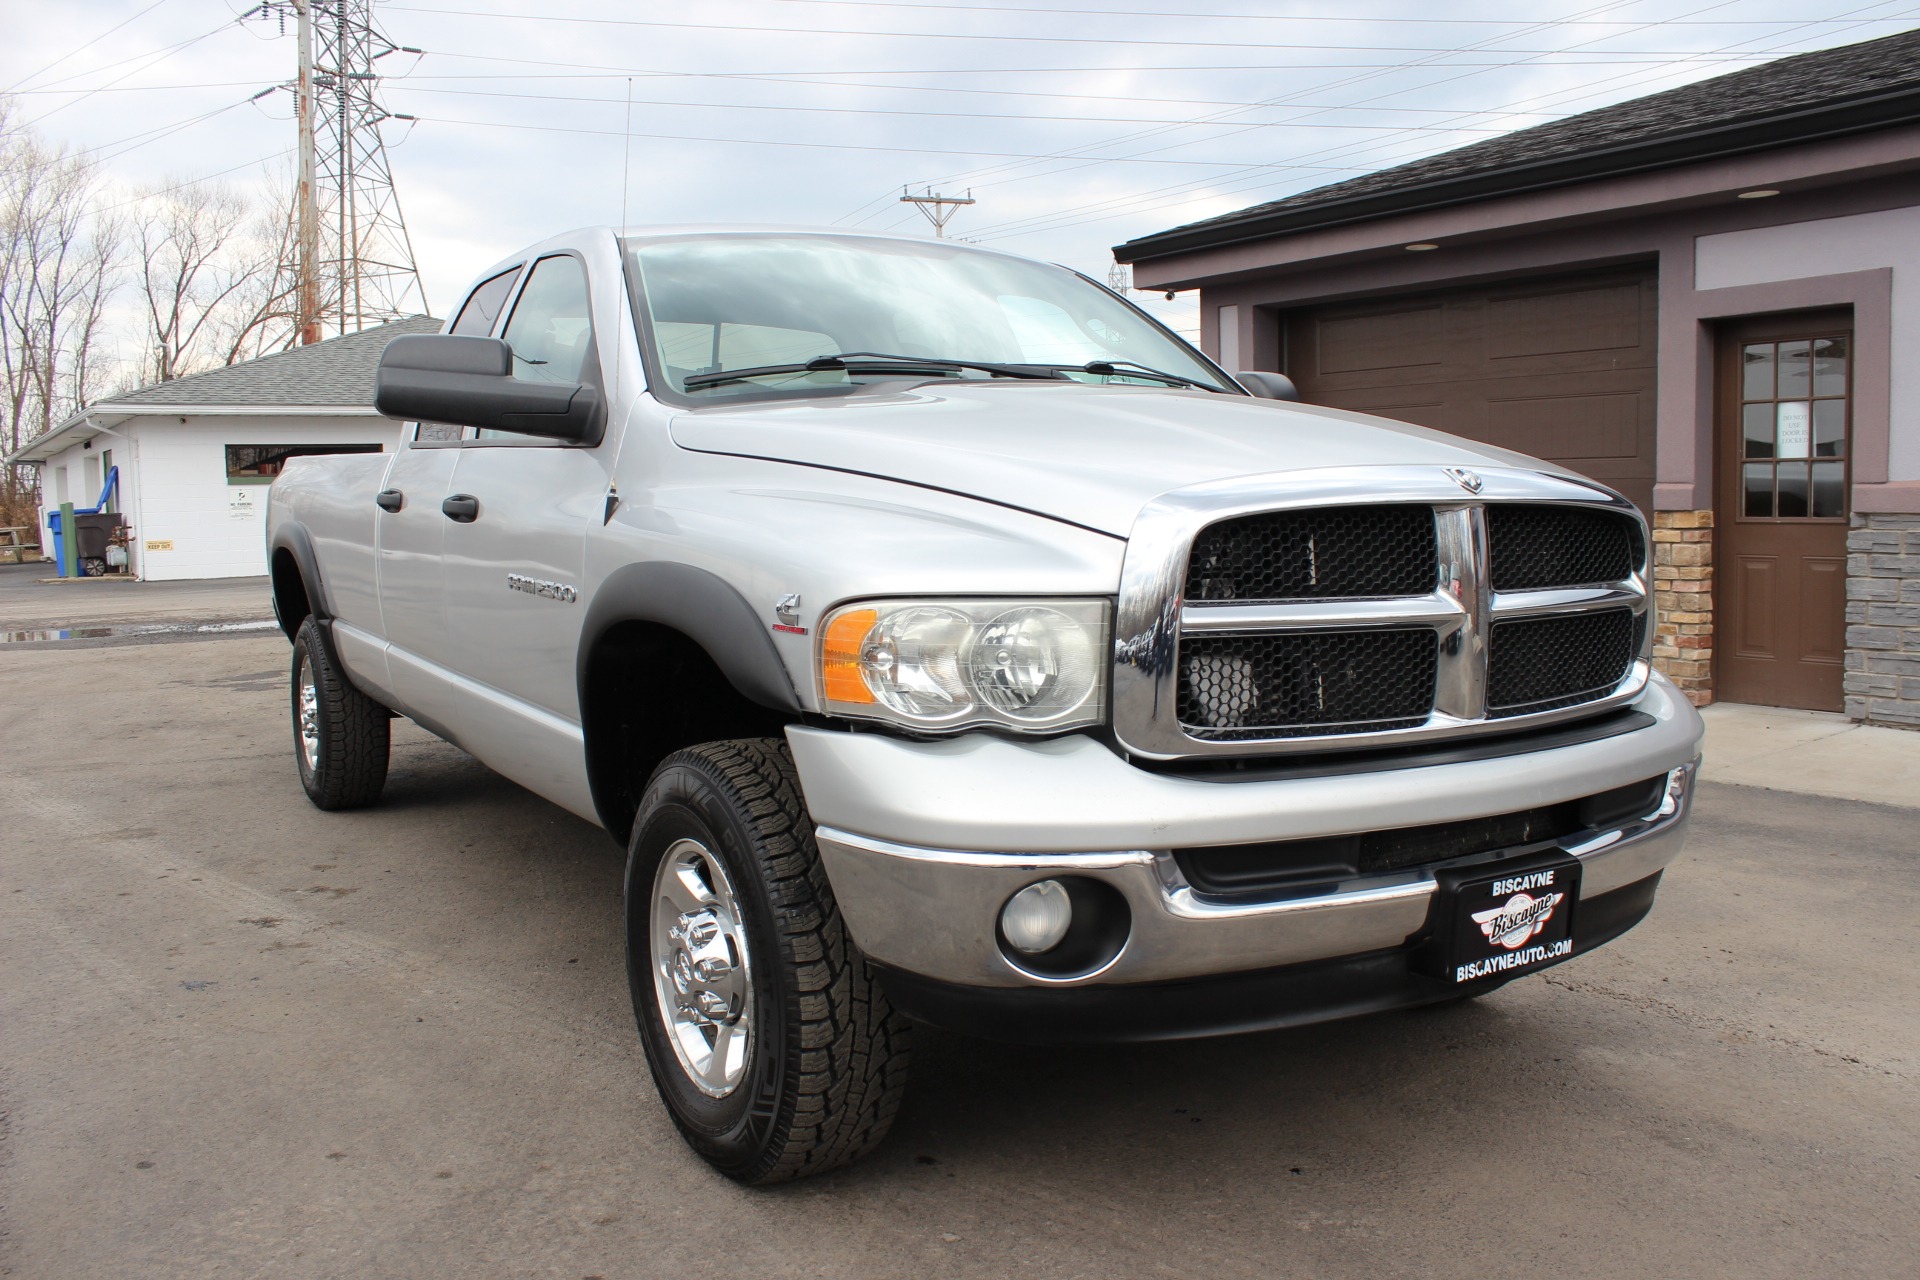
3;620;1916;1278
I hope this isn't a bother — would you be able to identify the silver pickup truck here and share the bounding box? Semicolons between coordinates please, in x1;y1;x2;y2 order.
266;226;1703;1183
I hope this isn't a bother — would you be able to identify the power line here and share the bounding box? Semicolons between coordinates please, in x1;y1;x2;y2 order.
403;111;1376;170
758;0;1920;26
380;82;1524;132
0;73;1579;119
15;15;249;128
377;5;1792;57
964;0;1912;243
844;0;1675;227
415;47;1761;75
1;0;178;94
910;0;1793;228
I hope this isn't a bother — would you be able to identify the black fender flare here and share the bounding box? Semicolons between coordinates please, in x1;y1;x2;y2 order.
576;562;802;717
269;522;331;641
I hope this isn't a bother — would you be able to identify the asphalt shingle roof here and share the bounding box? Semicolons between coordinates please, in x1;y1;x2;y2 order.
101;315;441;408
1119;28;1920;260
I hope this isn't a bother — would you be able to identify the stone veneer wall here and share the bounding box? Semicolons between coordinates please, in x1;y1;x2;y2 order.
1845;512;1920;728
1651;510;1715;706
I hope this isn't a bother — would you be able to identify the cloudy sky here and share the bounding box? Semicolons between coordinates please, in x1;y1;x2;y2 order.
4;0;1915;343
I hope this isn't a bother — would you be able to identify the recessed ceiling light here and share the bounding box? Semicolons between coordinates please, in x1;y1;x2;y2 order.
1737;189;1780;199
1405;242;1440;251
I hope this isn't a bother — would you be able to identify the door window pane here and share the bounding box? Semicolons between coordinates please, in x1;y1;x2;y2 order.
1811;461;1845;518
1811;335;1847;396
451;267;521;336
502;255;593;386
1741;343;1774;400
1776;339;1810;398
1742;462;1773;517
1776;461;1809;518
1775;402;1811;459
1742;403;1774;457
1813;399;1846;457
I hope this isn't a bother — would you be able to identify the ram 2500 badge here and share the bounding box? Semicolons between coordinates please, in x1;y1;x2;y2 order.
266;227;1703;1183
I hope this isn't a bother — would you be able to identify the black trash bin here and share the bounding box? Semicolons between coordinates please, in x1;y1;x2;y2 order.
73;512;125;575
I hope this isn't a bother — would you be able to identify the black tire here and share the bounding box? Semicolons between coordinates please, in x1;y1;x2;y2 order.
625;739;911;1184
290;615;390;811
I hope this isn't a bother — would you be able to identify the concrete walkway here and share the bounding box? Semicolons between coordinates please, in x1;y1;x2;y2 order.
1701;702;1919;809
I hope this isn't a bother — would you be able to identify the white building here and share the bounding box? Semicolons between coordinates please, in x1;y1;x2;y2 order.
7;316;437;581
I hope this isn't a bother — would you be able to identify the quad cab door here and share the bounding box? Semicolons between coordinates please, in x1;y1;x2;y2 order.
373;427;464;726
1716;311;1852;711
373;267;522;733
435;252;612;812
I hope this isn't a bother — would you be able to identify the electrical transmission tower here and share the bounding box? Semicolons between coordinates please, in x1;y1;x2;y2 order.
899;187;975;238
256;0;428;344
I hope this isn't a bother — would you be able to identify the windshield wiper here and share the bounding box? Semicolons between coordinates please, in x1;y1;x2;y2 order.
682;351;1066;390
1069;359;1218;390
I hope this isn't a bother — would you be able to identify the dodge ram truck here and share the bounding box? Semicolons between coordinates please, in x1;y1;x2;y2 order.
266;226;1704;1183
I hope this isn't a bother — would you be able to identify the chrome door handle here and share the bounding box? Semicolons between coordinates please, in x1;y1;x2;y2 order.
375;489;404;512
441;493;479;523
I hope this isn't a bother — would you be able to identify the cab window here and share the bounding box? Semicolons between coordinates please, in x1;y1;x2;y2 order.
502;255;594;386
449;267;520;336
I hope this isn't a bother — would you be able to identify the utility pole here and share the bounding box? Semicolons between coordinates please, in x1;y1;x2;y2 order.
899;187;975;238
294;0;320;345
259;0;427;345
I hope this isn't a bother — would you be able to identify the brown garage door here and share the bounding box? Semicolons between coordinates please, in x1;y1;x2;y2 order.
1283;267;1658;511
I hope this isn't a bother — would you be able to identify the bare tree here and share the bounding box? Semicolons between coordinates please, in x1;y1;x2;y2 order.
0;100;120;531
135;181;276;383
216;168;306;366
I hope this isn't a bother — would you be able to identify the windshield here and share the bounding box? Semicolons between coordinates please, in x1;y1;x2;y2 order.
623;233;1236;400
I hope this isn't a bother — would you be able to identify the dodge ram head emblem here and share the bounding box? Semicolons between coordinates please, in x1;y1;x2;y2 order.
1444;466;1484;494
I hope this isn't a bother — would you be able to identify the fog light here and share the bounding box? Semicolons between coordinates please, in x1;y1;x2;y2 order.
1000;880;1072;954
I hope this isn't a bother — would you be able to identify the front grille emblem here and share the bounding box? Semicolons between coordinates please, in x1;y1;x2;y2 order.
1444;466;1484;494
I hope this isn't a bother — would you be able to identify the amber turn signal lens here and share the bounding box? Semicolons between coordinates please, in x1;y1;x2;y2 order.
821;608;878;704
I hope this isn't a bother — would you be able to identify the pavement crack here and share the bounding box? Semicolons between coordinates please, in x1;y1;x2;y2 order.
1539;973;1911;1080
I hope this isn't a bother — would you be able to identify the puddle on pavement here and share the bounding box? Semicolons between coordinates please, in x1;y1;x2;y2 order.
0;619;279;644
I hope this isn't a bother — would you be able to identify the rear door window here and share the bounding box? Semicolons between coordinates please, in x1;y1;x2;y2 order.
449;267;521;336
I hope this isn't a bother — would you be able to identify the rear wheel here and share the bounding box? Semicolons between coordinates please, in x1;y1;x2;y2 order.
625;739;911;1184
290;616;389;810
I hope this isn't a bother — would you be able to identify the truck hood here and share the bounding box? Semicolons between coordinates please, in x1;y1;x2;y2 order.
668;382;1571;537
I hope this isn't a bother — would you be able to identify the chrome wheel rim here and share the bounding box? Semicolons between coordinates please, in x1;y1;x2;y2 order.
297;654;321;772
650;838;754;1097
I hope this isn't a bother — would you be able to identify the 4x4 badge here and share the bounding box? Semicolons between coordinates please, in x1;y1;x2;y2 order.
1445;466;1484;494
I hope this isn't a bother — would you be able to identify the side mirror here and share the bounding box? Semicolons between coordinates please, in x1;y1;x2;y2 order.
1238;371;1301;402
374;334;605;444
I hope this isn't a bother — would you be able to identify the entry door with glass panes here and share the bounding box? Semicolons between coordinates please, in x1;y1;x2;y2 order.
1717;312;1851;711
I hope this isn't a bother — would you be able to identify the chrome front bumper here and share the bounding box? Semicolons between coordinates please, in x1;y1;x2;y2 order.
792;675;1703;990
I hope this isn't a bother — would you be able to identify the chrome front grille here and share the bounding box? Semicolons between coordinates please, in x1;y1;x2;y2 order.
1184;504;1436;602
1112;466;1653;760
1177;628;1437;739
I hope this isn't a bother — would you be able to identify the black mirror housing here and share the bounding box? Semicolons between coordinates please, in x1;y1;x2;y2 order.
1238;370;1302;402
375;334;605;444
1228;370;1305;401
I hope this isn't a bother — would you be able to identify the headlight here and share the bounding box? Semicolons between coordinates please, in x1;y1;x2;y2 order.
819;598;1109;733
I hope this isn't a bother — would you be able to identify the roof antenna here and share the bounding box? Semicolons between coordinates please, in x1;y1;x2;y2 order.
620;77;634;232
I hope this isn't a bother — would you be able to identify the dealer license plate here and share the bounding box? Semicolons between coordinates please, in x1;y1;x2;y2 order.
1434;856;1582;985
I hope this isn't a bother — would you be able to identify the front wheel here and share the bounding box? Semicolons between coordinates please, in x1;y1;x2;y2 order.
290;616;389;810
625;739;911;1184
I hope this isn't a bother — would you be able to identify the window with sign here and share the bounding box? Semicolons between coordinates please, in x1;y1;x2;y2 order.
226;443;382;483
1738;335;1848;519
